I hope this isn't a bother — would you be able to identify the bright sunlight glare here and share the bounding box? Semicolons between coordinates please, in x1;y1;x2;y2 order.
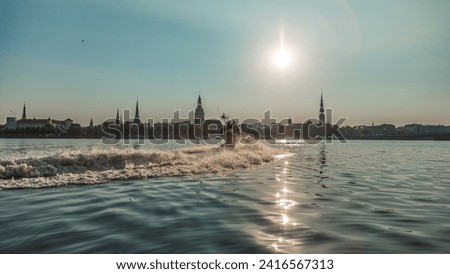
272;47;293;70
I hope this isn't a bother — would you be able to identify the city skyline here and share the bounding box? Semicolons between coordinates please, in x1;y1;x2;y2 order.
4;94;449;128
1;0;449;125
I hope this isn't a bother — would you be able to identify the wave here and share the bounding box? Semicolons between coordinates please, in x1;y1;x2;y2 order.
0;143;281;189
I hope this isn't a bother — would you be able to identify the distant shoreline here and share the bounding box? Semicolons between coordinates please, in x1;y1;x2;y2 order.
1;134;450;141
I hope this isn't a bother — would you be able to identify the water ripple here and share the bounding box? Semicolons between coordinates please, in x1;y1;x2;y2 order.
0;140;450;253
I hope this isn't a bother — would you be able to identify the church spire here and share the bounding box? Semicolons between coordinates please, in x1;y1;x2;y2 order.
135;100;139;119
194;92;205;124
197;93;202;107
22;102;27;120
319;92;325;125
134;99;140;123
116;108;120;125
320;92;324;113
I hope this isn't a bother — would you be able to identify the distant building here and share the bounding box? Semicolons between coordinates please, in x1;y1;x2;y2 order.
15;118;72;131
404;124;450;134
22;103;27;120
89;118;94;128
369;124;396;136
194;95;205;124
351;124;396;136
15;103;47;129
51;118;73;134
134;100;141;124
4;103;72;133
116;108;121;125
5;117;17;129
319;93;325;125
16;118;51;129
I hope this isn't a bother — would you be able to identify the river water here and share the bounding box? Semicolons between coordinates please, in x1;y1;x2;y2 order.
0;139;449;253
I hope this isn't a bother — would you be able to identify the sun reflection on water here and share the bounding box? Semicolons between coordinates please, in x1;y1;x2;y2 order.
268;156;303;252
272;243;279;251
282;214;289;224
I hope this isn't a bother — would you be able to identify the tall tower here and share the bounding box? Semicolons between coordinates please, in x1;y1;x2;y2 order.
89;118;94;128
194;94;205;124
319;93;325;125
22;102;27;120
116;108;120;125
134;99;140;123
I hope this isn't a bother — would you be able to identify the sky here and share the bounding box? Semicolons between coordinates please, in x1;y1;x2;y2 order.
0;0;449;126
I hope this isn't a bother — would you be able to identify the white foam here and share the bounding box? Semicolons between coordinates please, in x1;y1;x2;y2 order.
0;143;281;189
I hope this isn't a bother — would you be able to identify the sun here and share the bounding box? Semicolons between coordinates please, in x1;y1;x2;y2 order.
272;47;293;70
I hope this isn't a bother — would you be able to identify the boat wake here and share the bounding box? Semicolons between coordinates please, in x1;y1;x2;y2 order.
0;143;280;189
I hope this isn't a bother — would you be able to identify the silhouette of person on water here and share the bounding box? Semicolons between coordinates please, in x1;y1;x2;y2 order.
221;113;240;147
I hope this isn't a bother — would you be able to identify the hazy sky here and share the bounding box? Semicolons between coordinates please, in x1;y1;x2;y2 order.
1;0;449;126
